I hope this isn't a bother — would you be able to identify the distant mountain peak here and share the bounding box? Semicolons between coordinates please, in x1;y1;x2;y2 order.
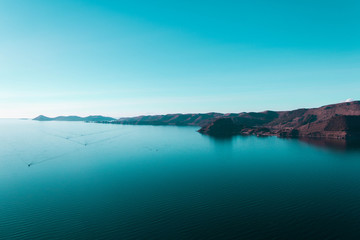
33;115;51;121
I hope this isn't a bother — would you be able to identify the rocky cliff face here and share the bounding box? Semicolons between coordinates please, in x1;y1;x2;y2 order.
199;101;360;140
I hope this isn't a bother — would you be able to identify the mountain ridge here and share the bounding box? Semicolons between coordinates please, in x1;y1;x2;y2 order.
33;101;360;140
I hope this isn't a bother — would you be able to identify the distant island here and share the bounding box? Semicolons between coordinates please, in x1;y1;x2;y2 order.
33;115;116;122
34;101;360;140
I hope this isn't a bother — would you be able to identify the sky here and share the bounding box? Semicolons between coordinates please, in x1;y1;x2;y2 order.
0;0;359;118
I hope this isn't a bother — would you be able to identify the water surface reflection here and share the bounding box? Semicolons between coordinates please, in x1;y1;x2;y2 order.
297;138;360;152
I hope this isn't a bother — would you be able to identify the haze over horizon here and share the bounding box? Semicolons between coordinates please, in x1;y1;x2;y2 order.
1;0;359;118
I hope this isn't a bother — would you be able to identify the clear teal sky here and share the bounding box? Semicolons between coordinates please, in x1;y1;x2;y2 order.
0;0;359;118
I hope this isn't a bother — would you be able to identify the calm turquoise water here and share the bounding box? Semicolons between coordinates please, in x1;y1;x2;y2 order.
1;120;360;239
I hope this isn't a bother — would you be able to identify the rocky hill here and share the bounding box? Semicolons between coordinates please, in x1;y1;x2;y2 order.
198;101;360;140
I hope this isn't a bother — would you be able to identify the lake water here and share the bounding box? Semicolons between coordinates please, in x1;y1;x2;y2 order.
1;119;360;239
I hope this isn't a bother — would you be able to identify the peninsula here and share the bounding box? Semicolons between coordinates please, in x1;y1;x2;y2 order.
198;101;360;140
